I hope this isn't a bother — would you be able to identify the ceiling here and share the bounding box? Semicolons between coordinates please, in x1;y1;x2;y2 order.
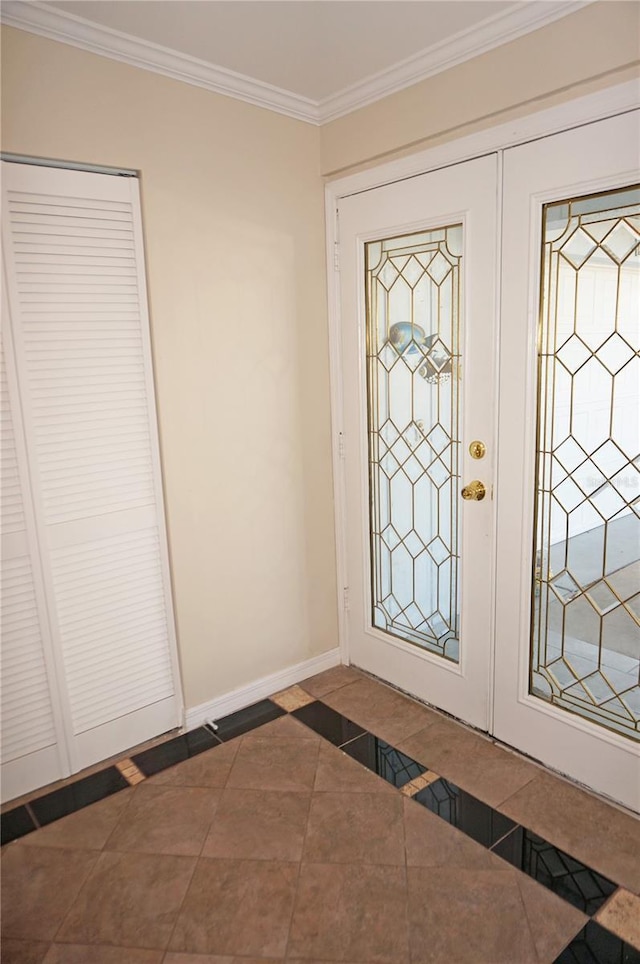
2;0;588;122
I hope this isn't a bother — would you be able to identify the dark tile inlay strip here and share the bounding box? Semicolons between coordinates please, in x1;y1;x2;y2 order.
292;700;365;746
133;725;221;776
212;698;286;741
1;805;37;845
414;776;516;848
554;920;640;963
493;826;617;915
342;732;427;788
30;766;129;827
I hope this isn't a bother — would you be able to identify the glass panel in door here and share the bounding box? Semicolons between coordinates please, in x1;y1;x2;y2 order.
532;185;640;739
365;226;462;661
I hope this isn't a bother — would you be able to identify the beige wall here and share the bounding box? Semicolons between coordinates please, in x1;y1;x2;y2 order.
321;1;640;175
1;26;338;709
2;3;639;715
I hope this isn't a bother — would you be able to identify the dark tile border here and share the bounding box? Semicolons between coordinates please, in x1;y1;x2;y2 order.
414;776;516;849
30;766;129;827
292;700;365;746
211;698;285;741
493;825;617;915
133;725;221;776
554;920;640;963
342;731;427;789
1;804;36;845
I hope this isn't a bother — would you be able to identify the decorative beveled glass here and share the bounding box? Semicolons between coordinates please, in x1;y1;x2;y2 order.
531;185;640;739
365;226;462;661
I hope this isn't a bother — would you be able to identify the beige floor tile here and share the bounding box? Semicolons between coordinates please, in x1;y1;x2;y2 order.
270;684;315;711
202;788;311;861
300;664;364;698
398;718;540;807
225;736;320;792
303;791;405;865
403;797;507;870
20;790;134;851
0;939;51;964
313;741;396;794
57;851;196;950
407;865;583;963
515;870;588;962
169;858;298;958
595;888;640;948
164;956;281;964
1;845;98;941
104;784;221;856
321;677;441;744
287;862;409;963
43;946;163;963
146;740;239;788
498;771;640;893
240;714;320;743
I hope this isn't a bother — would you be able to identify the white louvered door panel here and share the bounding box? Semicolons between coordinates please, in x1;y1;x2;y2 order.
2;162;181;778
1;323;68;801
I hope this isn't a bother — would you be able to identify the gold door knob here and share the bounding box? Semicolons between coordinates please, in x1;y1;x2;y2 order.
461;480;486;501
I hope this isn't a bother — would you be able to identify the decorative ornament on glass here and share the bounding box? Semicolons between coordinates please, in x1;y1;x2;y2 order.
388;322;453;384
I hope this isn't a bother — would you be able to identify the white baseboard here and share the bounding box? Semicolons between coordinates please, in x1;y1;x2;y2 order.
184;647;342;730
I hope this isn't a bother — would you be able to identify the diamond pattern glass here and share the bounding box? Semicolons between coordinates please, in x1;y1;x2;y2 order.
366;226;461;660
531;185;640;739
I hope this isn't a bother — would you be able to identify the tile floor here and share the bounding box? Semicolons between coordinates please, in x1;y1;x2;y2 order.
2;665;640;964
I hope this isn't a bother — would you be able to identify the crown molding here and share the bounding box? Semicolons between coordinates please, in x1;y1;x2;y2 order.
317;0;592;123
1;0;592;127
0;0;321;124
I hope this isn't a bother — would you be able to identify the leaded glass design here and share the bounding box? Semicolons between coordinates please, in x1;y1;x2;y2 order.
365;226;461;661
532;185;640;739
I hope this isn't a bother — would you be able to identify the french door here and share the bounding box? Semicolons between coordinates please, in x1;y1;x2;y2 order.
339;154;498;731
338;110;639;811
494;113;639;811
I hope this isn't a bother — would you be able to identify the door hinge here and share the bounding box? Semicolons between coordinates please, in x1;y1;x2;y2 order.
338;432;345;459
334;241;340;272
343;586;350;611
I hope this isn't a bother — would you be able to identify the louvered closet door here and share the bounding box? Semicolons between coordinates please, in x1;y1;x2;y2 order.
2;162;181;785
1;318;69;800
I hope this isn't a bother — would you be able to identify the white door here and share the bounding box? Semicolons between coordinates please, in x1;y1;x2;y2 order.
338;111;639;811
1;161;182;802
339;154;498;730
494;111;640;812
1;317;70;796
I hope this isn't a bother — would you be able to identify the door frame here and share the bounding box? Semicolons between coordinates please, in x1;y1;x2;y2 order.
325;81;639;740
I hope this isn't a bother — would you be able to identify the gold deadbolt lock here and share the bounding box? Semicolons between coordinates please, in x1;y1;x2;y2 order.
469;440;486;460
461;480;486;501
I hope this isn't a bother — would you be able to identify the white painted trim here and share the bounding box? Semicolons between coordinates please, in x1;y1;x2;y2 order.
184;648;342;730
326;205;350;666
0;1;319;124
1;0;591;126
318;1;591;123
325;77;640;675
326;80;640;197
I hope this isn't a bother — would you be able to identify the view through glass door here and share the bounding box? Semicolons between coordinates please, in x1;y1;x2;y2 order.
339;155;498;731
